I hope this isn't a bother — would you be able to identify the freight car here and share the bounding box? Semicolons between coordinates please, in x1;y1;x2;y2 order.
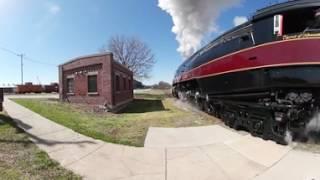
43;83;59;93
16;82;42;94
16;82;59;94
173;0;320;144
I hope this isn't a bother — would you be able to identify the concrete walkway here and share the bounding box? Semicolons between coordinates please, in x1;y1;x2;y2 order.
4;97;320;180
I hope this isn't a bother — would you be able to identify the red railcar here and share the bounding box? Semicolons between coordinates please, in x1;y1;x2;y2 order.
16;83;42;94
16;82;58;94
173;0;320;144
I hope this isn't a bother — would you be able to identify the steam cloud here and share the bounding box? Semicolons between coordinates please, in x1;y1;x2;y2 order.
306;113;320;134
233;16;248;26
158;0;242;58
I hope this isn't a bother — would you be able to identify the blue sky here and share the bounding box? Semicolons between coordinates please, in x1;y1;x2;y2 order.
0;0;280;86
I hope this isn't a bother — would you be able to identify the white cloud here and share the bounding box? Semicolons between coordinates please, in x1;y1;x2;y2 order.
49;4;61;15
158;0;242;59
233;16;248;26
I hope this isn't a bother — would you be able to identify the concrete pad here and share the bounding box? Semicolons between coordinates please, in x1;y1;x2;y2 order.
48;137;104;166
167;147;229;180
226;135;292;167
254;150;320;180
119;174;164;180
121;146;165;175
67;143;131;180
68;144;165;180
145;125;243;148
30;128;87;153
201;143;266;180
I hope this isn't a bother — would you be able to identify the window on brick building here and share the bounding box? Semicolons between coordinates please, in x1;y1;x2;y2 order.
66;78;74;94
123;76;127;90
116;75;120;91
128;79;132;90
88;75;97;93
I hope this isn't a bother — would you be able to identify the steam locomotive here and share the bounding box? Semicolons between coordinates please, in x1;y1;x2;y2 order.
172;0;320;144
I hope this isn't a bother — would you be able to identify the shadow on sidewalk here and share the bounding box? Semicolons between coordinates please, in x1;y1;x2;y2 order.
0;114;97;148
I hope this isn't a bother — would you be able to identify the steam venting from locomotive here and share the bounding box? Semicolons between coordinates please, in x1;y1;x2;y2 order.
284;112;320;145
305;113;320;142
158;0;241;58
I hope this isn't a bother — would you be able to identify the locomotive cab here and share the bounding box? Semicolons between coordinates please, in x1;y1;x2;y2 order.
278;7;320;38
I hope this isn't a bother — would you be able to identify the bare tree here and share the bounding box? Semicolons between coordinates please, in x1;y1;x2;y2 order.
101;35;155;80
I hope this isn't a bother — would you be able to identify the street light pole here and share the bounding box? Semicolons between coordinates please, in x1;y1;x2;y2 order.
18;54;24;85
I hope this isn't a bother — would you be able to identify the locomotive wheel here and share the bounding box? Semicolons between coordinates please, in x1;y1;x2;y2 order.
203;101;213;115
262;134;269;140
233;119;241;130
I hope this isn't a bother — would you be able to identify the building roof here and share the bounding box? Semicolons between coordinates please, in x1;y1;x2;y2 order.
60;52;133;74
60;52;113;66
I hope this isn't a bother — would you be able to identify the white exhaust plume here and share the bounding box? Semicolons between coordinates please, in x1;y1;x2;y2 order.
233;16;248;26
158;0;242;58
306;113;320;134
285;130;293;145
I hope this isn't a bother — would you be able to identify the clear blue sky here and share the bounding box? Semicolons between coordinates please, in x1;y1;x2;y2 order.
0;0;280;86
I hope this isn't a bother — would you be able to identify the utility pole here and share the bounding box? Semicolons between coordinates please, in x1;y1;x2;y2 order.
18;54;24;85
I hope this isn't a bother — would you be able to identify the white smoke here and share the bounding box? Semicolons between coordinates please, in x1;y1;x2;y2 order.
306;113;320;134
233;16;248;26
285;130;293;145
158;0;242;58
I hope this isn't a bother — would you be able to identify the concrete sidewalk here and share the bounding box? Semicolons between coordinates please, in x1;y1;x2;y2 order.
4;98;320;180
4;98;165;180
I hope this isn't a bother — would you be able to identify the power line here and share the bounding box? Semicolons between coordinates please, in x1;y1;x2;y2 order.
0;47;20;56
24;56;57;66
0;46;58;85
0;46;58;66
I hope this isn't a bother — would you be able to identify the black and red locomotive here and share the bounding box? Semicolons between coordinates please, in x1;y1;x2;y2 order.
173;0;320;144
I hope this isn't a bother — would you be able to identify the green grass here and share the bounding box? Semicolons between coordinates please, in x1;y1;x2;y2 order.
0;113;81;180
134;93;167;100
13;92;218;147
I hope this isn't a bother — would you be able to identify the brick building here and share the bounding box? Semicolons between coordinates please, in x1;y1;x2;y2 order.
59;53;133;110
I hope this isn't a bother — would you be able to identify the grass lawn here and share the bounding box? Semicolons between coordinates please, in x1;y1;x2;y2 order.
13;92;219;147
0;113;81;180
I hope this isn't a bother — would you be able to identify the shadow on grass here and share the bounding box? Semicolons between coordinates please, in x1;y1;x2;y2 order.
120;99;167;113
0;114;96;147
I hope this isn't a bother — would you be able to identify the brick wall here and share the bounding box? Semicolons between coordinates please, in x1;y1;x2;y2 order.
59;53;133;109
112;61;134;106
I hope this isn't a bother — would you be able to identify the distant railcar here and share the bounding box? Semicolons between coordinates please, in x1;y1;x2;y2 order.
43;83;59;93
16;82;58;94
16;83;42;94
